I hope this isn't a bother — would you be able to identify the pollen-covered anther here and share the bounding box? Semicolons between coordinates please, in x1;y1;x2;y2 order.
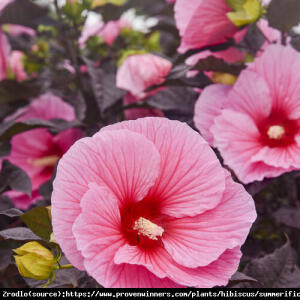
267;125;285;140
28;155;60;167
133;217;164;240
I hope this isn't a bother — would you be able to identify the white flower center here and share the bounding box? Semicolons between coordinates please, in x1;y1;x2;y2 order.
133;217;164;240
267;125;285;140
28;155;60;167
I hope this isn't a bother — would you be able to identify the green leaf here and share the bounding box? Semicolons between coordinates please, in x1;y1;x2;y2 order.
267;0;300;33
21;207;53;241
227;0;262;27
0;160;32;197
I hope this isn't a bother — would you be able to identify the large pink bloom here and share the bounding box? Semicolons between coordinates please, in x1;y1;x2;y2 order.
52;117;256;288
2;95;82;209
174;0;238;53
116;54;172;120
194;45;300;183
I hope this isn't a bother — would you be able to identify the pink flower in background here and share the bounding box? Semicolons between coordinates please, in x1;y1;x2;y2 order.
79;19;130;47
0;29;10;81
9;51;27;82
123;93;164;120
0;0;13;11
116;54;172;120
52;117;256;288
194;45;300;183
2;95;82;209
174;0;238;53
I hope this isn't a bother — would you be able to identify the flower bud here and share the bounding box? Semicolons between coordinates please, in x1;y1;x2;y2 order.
14;242;56;280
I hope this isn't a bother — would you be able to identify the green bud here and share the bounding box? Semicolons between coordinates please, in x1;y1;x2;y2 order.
14;242;56;281
226;0;263;27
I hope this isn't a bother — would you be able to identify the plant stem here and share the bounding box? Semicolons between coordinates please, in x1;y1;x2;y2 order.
59;264;73;269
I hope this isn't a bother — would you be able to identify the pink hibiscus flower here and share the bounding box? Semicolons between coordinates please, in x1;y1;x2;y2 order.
174;0;238;53
2;94;82;209
52;117;256;288
194;45;300;184
116;54;172;120
0;29;10;81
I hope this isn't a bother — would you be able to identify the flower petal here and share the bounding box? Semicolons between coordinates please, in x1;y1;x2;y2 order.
162;174;256;268
114;244;242;288
17;94;76;122
251;143;300;169
175;0;237;52
194;84;232;145
250;45;300;119
102;118;226;217
226;70;272;122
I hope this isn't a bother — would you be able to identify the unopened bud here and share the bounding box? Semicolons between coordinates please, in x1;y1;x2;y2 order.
14;242;56;281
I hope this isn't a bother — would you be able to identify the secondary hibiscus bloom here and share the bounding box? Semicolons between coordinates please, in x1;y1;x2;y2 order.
52;117;256;288
116;54;172;120
174;0;238;53
194;45;300;184
2;94;82;209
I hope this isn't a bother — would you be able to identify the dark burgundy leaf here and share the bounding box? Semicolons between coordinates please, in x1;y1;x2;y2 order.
0;0;49;29
227;272;260;288
0;208;23;218
267;0;300;33
273;208;300;229
192;55;246;75
240;241;300;288
0;227;40;241
0;160;32;197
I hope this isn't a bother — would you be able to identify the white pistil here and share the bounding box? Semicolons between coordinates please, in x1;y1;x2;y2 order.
133;217;164;240
28;155;59;167
267;125;285;140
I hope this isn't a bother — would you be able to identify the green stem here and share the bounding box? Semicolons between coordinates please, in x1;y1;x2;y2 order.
59;264;73;269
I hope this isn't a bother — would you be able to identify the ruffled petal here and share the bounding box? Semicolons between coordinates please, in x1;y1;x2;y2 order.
194;84;232;145
102;118;226;217
162;174;256;268
114;243;242;288
226;70;272;122
250;45;300;119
